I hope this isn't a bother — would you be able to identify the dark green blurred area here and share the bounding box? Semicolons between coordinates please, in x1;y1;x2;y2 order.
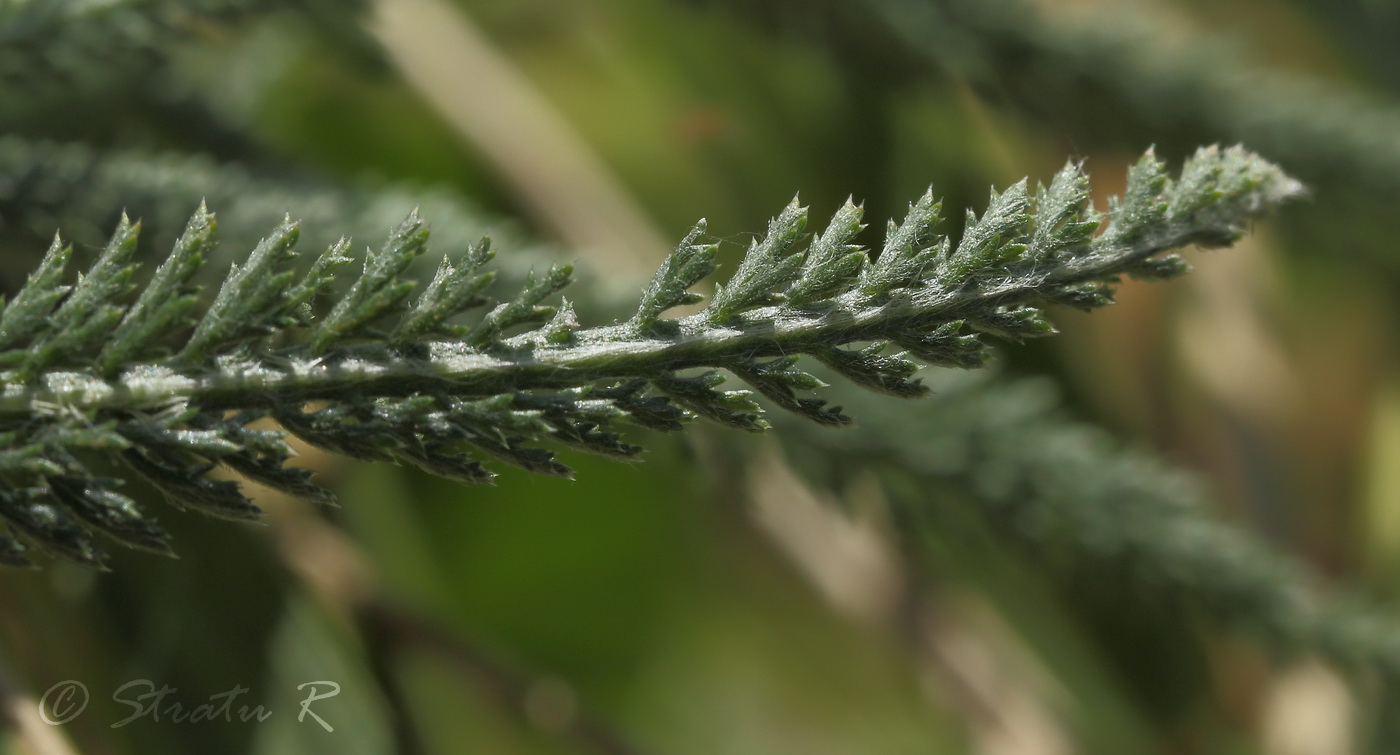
2;0;1400;752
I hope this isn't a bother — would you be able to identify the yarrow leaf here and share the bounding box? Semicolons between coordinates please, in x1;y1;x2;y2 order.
0;146;1301;567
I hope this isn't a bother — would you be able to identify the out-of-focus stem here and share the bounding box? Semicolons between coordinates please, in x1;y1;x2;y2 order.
369;0;670;276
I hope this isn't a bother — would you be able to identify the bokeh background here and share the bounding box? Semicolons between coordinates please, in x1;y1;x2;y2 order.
1;0;1399;752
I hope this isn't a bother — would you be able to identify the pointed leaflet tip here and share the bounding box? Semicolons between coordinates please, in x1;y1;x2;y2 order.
706;199;808;321
179;214;304;362
859;189;945;295
629;219;719;329
99;203;219;373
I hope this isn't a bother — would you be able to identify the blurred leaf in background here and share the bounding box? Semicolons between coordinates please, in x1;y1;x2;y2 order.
3;0;1400;753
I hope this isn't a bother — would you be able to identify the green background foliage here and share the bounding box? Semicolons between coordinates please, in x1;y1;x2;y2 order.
2;0;1399;752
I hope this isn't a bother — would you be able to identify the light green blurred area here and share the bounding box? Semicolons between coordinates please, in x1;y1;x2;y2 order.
3;0;1400;752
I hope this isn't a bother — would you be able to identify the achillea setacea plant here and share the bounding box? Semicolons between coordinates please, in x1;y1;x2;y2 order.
0;145;1299;568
